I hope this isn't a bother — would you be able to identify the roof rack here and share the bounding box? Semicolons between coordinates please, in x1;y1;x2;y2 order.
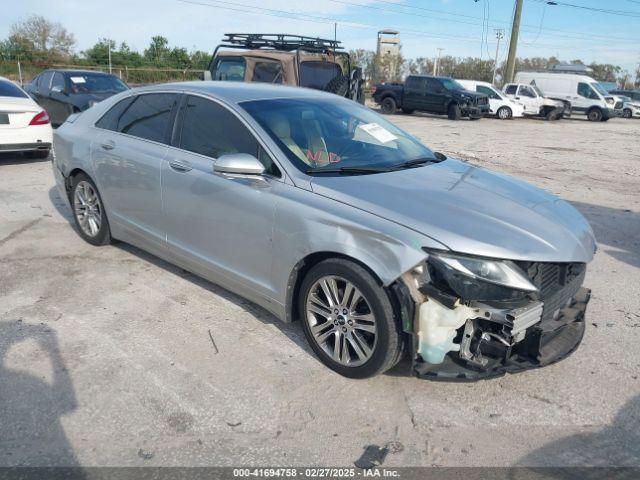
220;33;343;53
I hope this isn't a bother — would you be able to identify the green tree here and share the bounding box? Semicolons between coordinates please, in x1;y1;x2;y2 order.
144;36;170;65
9;15;75;61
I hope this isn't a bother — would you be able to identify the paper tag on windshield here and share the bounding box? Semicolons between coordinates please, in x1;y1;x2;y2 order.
70;76;86;83
357;123;398;144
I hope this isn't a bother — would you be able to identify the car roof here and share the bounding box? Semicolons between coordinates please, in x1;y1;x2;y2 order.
133;81;340;104
42;69;114;75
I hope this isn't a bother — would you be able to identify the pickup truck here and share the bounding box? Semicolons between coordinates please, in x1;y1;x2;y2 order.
372;75;490;120
502;83;566;121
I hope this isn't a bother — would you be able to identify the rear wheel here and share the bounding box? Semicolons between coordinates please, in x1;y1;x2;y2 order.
447;103;461;120
380;97;397;114
70;173;112;246
587;108;603;122
497;106;513;120
299;259;403;378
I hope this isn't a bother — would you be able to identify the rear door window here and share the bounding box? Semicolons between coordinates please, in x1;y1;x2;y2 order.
51;72;66;92
405;77;426;90
38;71;54;94
95;96;136;131
252;61;283;84
116;93;178;144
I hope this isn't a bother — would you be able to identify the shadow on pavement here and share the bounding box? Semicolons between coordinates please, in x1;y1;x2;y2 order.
0;321;81;468
515;395;640;475
0;152;50;166
572;201;640;269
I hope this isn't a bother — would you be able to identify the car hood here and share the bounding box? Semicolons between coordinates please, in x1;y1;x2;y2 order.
310;159;596;263
453;89;486;100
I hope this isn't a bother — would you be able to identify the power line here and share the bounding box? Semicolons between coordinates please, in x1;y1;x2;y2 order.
532;0;640;18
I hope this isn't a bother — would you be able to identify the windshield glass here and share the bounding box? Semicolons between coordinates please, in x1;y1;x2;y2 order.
68;74;128;94
532;85;544;96
441;78;464;91
240;98;435;174
591;82;608;96
0;79;28;98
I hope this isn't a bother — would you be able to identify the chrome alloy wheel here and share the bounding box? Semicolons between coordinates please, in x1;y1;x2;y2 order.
73;181;102;237
305;275;378;367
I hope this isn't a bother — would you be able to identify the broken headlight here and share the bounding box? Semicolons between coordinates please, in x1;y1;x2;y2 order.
424;250;537;302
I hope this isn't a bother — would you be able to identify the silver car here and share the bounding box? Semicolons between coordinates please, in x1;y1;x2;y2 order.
53;82;596;380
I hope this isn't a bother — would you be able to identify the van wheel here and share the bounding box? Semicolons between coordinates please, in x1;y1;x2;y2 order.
623;109;632;119
447;104;461;120
587;108;603;122
381;97;397;114
497;106;512;120
299;258;403;378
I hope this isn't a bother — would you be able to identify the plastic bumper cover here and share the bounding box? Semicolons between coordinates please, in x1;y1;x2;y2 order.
413;287;591;381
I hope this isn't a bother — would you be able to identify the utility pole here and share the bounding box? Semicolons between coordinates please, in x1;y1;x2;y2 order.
17;60;23;86
504;0;523;84
433;48;444;76
108;43;112;74
492;28;504;85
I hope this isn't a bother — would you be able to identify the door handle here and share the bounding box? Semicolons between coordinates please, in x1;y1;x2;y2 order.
100;141;115;150
169;160;192;173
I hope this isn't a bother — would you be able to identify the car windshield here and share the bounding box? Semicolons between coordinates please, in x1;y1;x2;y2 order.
441;78;464;91
68;73;128;94
240;97;435;174
0;79;28;98
532;85;544;96
591;82;609;96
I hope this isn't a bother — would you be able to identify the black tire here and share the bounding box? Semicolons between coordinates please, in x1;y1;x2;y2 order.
496;106;513;120
545;107;563;121
70;173;112;246
24;149;50;159
623;109;632;119
447;103;461;120
401;108;415;115
380;97;397;114
323;74;350;97
298;258;403;379
587;108;603;122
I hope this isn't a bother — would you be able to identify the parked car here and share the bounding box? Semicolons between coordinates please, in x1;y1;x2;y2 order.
502;83;566;120
616;95;640;119
25;69;129;126
52;82;595;380
204;33;364;103
372;75;490;120
456;79;524;119
608;89;640;102
514;72;623;122
0;76;52;158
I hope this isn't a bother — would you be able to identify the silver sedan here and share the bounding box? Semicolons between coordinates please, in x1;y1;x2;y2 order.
53;82;596;380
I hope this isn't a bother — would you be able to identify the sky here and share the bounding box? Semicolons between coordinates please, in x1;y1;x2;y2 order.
1;0;639;73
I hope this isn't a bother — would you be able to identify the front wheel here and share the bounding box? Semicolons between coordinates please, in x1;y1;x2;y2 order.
587;108;603;122
70;173;112;246
497;106;513;120
299;259;403;378
447;104;461;120
623;109;632;119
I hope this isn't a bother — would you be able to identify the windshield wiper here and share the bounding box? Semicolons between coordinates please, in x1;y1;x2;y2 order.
391;153;447;170
306;165;391;175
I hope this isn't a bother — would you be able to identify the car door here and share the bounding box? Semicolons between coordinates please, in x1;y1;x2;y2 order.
92;92;179;252
515;85;539;115
162;94;281;297
33;71;54;114
403;76;427;110
574;82;600;115
47;72;71;125
424;78;447;113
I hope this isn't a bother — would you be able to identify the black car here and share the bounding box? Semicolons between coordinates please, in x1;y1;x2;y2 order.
372;75;490;120
25;69;129;126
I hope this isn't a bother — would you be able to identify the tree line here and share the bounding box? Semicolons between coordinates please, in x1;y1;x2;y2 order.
0;14;637;88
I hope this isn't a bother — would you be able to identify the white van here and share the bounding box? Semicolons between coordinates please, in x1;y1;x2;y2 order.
514;71;623;122
456;80;525;119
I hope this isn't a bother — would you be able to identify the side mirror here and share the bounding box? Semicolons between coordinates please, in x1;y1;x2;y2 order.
51;85;66;95
213;153;265;176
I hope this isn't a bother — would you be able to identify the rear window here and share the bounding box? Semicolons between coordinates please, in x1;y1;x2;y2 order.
214;57;246;81
299;61;342;90
0;79;28;98
252;61;283;84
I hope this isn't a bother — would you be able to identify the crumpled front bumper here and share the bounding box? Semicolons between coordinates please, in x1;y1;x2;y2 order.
413;287;591;381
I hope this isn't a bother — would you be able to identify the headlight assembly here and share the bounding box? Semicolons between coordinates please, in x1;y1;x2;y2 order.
423;250;537;302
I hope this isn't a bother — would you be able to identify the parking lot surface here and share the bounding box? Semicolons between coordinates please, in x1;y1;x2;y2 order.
1;114;639;467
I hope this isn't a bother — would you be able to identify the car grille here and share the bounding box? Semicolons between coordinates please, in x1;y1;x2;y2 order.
615;101;623;109
519;262;586;324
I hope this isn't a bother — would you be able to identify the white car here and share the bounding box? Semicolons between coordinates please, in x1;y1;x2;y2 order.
456;79;525;119
0;76;53;158
618;96;640;119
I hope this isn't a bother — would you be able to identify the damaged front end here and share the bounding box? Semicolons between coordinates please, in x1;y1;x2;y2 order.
399;250;591;381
